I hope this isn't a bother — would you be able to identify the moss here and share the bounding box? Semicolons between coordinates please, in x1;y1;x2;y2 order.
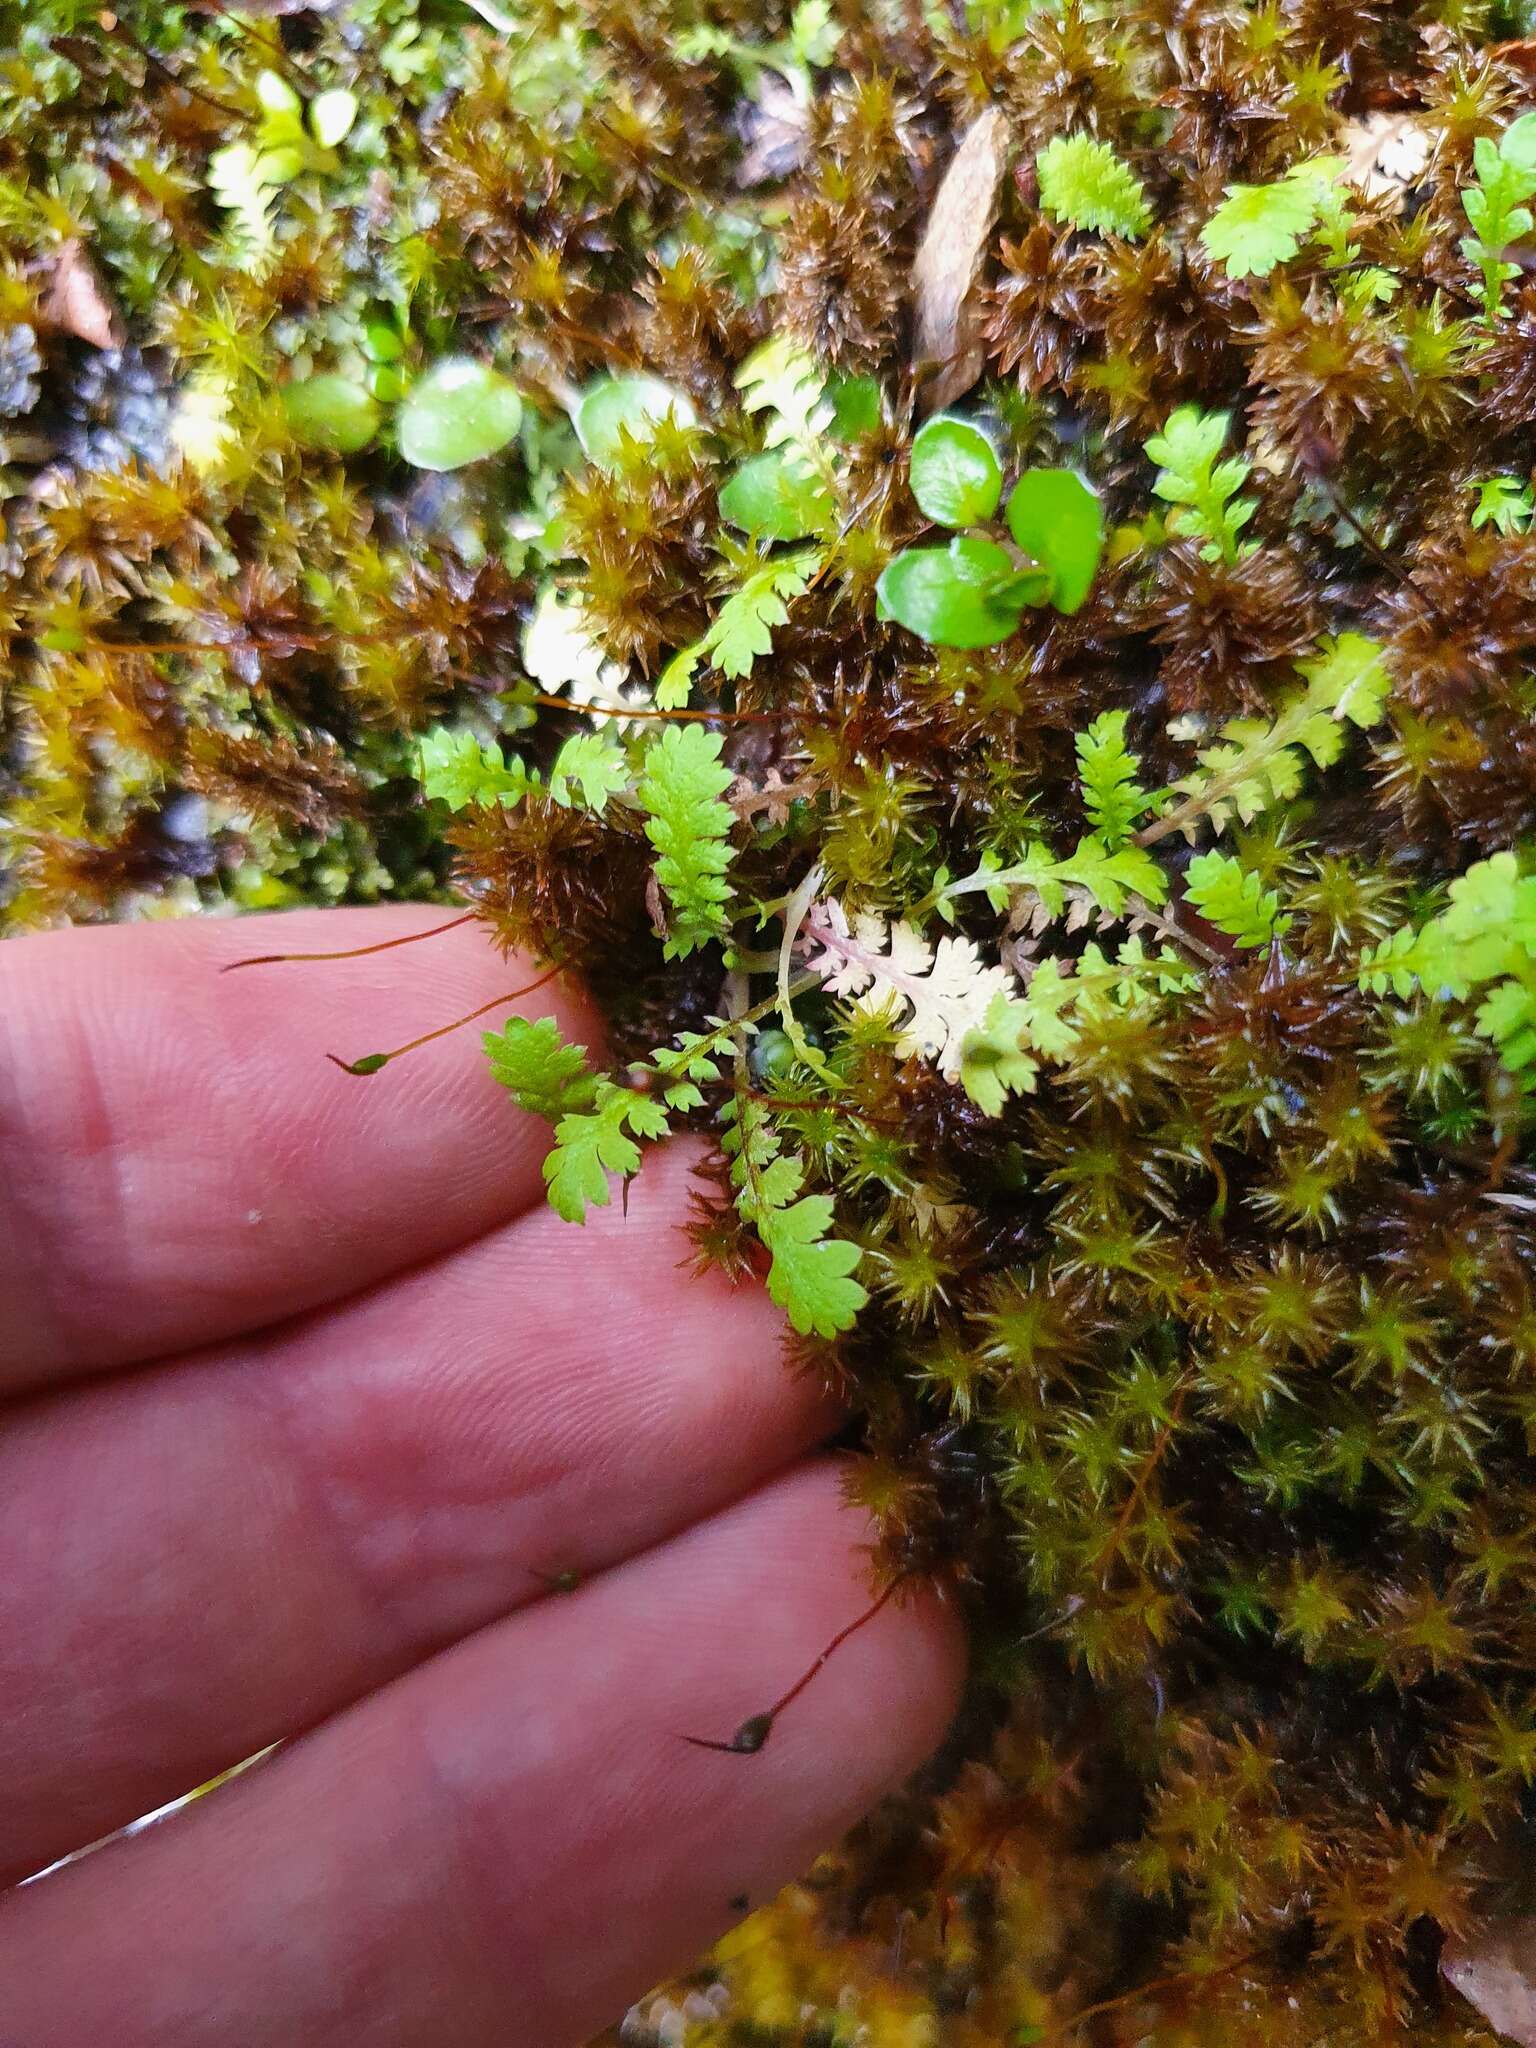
14;1;1536;2041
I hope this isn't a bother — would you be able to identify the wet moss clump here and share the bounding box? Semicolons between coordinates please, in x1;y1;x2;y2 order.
12;1;1536;2041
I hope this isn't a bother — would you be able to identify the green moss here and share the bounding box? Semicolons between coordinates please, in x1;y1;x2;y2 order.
13;2;1536;2041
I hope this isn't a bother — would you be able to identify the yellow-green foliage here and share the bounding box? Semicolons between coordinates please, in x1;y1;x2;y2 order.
12;5;1536;2045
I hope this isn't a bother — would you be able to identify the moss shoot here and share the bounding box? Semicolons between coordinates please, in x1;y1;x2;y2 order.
10;1;1536;2041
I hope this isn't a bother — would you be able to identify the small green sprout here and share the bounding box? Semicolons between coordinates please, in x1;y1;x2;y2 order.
879;425;1105;647
718;451;833;539
1470;474;1534;534
878;533;1048;648
1461;114;1536;320
908;415;1004;527
1004;468;1107;614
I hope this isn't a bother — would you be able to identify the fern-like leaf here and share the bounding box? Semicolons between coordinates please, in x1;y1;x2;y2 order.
1199;161;1342;279
1184;850;1291;949
636;724;737;958
1036;133;1151;239
1145;407;1255;565
420;728;532;810
1076;710;1153;847
722;1094;867;1335
484;1015;598;1119
545;1082;671;1223
655;548;820;707
1157;634;1389;840
547;732;630;812
709;551;819;680
958;990;1039;1116
735;335;833;454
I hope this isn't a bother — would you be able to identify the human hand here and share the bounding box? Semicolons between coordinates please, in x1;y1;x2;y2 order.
0;907;963;2047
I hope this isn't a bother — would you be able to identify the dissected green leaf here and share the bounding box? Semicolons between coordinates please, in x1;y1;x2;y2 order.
419;727;531;809
1200;167;1329;278
758;1193;868;1337
484;1015;599;1120
1036;133;1151;239
636;723;737;957
1185;849;1292;948
547;732;630;812
1076;710;1154;847
711;550;819;679
960;990;1039;1116
545;1083;671;1223
1145;407;1255;565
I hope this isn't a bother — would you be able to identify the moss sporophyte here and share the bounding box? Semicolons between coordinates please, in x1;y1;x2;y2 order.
16;1;1536;2040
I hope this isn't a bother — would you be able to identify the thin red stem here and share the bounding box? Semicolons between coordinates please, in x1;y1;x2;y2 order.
681;1575;910;1754
327;964;564;1074
222;913;475;973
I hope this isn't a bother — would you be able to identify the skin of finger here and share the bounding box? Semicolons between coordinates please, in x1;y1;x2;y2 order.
0;906;602;1392
0;1463;964;2048
0;1144;840;1884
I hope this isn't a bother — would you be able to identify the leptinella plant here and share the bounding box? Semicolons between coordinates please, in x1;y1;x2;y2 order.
14;1;1536;2042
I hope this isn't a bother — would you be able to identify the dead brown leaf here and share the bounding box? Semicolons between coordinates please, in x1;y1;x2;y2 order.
736;73;811;188
911;105;1011;413
40;239;124;352
1444;1916;1536;2044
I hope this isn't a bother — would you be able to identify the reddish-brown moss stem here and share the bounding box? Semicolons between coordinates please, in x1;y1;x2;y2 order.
680;1574;910;1754
222;914;475;973
325;964;565;1075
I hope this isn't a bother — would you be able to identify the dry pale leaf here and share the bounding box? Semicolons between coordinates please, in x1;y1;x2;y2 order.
1444;1916;1536;2045
40;239;123;352
736;73;811;188
911;105;1011;412
1336;111;1433;203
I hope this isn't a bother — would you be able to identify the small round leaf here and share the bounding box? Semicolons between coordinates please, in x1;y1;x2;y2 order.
1004;467;1105;614
309;87;358;149
396;356;523;472
877;534;1031;648
575;374;697;467
908;414;1004;528
719;449;833;540
362;319;404;363
255;68;301;118
283;373;380;454
1505;111;1536;171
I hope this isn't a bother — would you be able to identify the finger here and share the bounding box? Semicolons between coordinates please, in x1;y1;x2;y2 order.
0;906;602;1391
0;1463;965;2048
0;1146;839;1884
